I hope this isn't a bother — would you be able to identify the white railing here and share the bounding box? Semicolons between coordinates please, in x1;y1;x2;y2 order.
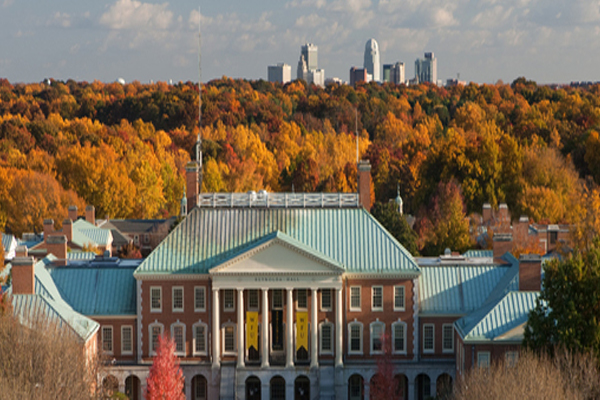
198;192;360;208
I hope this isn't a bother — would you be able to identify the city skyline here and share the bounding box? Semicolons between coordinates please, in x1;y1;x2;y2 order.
2;0;600;84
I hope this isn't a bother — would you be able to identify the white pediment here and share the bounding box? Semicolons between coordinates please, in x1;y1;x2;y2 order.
210;238;344;276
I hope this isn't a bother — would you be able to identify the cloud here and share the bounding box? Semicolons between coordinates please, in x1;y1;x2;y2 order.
100;0;173;30
47;12;72;28
295;13;327;28
286;0;327;9
2;0;13;7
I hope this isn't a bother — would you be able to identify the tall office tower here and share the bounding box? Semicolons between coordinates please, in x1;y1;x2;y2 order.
364;38;380;82
383;64;392;83
301;43;318;71
297;54;307;81
390;62;405;85
415;52;437;84
268;63;292;84
350;67;368;86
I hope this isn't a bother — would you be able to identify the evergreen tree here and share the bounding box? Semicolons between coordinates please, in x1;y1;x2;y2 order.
371;202;419;256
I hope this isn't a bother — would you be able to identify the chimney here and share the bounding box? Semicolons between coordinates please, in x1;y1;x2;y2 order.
43;219;54;240
15;245;28;258
47;235;68;266
186;161;199;210
68;205;78;221
62;218;73;242
11;255;36;295
493;232;513;259
85;205;95;226
482;203;492;224
519;254;542;291
498;203;510;224
358;160;372;211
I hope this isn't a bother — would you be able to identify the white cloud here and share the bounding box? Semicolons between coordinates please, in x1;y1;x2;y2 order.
295;13;327;28
47;12;72;28
100;0;173;31
286;0;327;9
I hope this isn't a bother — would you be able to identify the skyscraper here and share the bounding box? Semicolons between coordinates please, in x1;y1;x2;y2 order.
297;44;325;87
415;52;437;84
390;62;405;85
364;39;380;82
268;63;291;84
301;43;318;71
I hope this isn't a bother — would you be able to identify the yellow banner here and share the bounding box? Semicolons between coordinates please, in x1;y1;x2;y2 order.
246;311;258;351
296;311;308;351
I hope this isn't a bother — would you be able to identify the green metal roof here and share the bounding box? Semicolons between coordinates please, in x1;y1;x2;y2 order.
72;219;112;248
8;256;100;342
463;250;493;258
455;291;540;343
48;266;137;316
135;207;420;276
67;251;97;260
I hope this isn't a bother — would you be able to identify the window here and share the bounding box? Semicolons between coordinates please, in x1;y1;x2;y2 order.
392;321;407;354
248;289;259;310
321;289;332;310
550;231;558;244
102;326;113;353
478;351;491;368
193;323;208;355
172;287;184;312
350;286;361;311
223;324;236;354
348;321;363;354
442;324;454;353
272;289;283;309
370;321;385;354
121;326;133;355
372;286;383;311
423;324;434;353
223;289;234;312
144;234;150;244
505;351;519;367
195;286;206;312
297;289;307;309
320;322;333;354
394;286;405;311
171;323;185;355
149;323;164;355
150;286;162;312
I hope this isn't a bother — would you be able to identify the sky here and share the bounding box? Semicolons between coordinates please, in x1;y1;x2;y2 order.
1;0;600;85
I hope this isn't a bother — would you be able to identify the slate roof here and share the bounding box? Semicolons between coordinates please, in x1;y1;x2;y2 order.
8;256;99;342
135;207;420;276
101;218;174;234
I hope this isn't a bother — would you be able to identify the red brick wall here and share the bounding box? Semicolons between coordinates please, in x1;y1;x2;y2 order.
96;317;137;362
419;316;458;360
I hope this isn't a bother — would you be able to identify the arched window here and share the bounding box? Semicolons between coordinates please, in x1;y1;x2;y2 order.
391;320;407;354
192;374;207;400
192;321;208;356
222;322;237;355
125;375;141;400
369;321;385;354
348;321;363;355
270;376;286;400
295;375;310;400
416;374;431;400
246;376;261;400
171;322;186;356
148;322;164;356
319;321;334;355
348;374;364;400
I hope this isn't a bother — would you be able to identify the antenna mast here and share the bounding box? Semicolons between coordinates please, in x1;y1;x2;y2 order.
197;7;203;192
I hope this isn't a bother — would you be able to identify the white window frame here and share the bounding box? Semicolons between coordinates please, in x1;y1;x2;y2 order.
370;321;385;355
442;324;454;353
348;321;363;355
121;325;133;355
248;289;259;311
172;286;184;313
148;322;164;356
272;289;283;310
150;286;162;313
171;322;186;356
478;351;491;368
372;286;383;311
391;321;407;355
505;351;519;367
297;289;307;310
192;322;208;356
223;289;235;312
394;285;405;311
102;326;113;354
319;321;334;355
222;323;237;355
349;286;361;311
194;286;206;312
320;289;332;311
423;324;435;354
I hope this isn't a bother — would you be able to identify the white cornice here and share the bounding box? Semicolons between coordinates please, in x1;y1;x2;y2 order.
345;272;419;280
134;274;210;281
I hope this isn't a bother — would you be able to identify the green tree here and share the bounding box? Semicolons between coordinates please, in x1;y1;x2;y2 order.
371;202;419;256
524;237;600;358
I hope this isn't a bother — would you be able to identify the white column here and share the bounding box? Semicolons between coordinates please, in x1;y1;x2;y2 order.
310;288;318;368
261;288;270;368
212;288;220;368
237;288;245;368
335;288;343;367
286;287;294;368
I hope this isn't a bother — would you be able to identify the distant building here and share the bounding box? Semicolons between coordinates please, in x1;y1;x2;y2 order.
268;63;291;84
364;39;380;82
350;67;368;86
389;62;405;85
383;64;392;83
415;52;437;84
297;44;325;87
301;43;318;71
446;78;466;87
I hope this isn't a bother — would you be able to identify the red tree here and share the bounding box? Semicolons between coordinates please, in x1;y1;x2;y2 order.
370;334;400;400
145;335;185;400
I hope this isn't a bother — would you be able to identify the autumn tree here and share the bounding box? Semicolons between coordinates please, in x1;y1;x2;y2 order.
118;242;142;259
369;334;400;400
145;335;185;400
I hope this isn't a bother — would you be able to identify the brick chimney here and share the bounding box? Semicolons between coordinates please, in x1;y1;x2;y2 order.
498;203;510;225
186;161;199;210
68;205;78;221
11;254;36;295
43;219;54;239
47;235;68;266
62;218;73;243
85;205;95;226
15;245;28;258
493;232;513;259
482;203;492;224
519;254;542;291
358;160;372;212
